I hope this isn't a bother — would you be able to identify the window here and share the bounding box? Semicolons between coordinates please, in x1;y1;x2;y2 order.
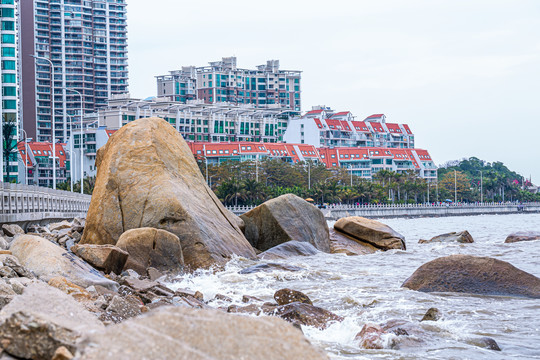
1;34;14;44
1;21;14;30
2;100;15;109
2;60;15;70
1;47;14;57
1;73;15;83
2;86;15;96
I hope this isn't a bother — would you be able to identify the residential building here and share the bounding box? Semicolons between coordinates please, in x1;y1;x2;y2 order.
283;107;414;149
1;0;19;182
19;0;128;144
93;94;297;143
187;141;436;180
16;140;68;187
156;57;302;111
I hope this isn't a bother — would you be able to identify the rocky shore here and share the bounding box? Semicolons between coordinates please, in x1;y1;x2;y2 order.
0;118;538;359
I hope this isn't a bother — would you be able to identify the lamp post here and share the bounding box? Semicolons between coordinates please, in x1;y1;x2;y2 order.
19;129;30;186
64;88;84;194
32;55;56;189
209;174;217;189
61;113;73;192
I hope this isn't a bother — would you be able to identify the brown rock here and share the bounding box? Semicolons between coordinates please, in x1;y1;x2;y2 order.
116;228;183;275
402;254;540;298
76;307;328;360
418;230;474;244
52;346;74;360
242;295;263;303
421;307;441;321
258;240;320;260
334;217;406;250
241;194;331;252
0;254;33;278
104;295;142;323
329;228;378;255
49;221;72;232
48;277;93;302
504;231;540;243
9;235;117;290
274;288;313;306
1;225;23;238
227;303;262;315
272;302;343;330
175;288;204;302
355;323;386;349
71;244;128;275
80;117;256;270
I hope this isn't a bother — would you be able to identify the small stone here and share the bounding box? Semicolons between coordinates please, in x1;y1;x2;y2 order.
421;308;441;321
0;238;9;251
0;255;34;279
242;295;263;303
0;250;12;255
69;231;82;242
1;225;24;237
49;221;71;232
8;279;25;295
174;288;204;302
272;302;343;330
477;337;501;351
105;295;142;322
213;293;233;302
228;304;262;315
0;267;17;278
52;346;74;360
274;288;312;306
147;267;164;281
123;278;158;293
48;277;93;302
355;323;386;349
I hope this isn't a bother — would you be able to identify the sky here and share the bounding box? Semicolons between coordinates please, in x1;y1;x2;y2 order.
127;0;540;182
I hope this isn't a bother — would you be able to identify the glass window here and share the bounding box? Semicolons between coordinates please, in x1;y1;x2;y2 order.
2;86;15;96
1;73;15;83
0;8;14;17
2;100;15;109
1;47;14;57
1;60;15;70
1;34;14;44
1;21;14;30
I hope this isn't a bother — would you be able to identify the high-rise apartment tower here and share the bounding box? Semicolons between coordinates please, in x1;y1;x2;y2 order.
19;0;128;143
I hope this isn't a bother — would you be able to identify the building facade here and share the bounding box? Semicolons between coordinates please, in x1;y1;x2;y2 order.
156;57;302;112
19;0;128;144
17;140;68;187
283;107;415;149
1;0;19;182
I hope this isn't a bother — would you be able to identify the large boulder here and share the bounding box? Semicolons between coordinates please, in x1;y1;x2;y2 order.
240;194;330;252
418;230;474;244
0;283;103;360
402;255;540;298
80;117;256;270
76;306;328;360
505;231;540;243
9;235;117;290
115;228;184;275
333;217;406;250
329;228;377;255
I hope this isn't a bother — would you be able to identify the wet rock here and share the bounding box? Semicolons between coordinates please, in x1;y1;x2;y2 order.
274;288;312;306
418;230;474;244
76;306;328;360
71;244;128;275
272;302;343;330
239;263;304;274
49;220;72;232
80;117;256;271
213;293;233;302
334;216;406;251
241;194;330;253
0;283;103;360
355;323;386;349
9;234;117;290
242;294;263;303
421;307;441;321
1;225;23;238
402;254;540;298
174;288;204;302
116;228;184;275
258;240;321;260
469;337;501;351
329;228;378;255
228;303;264;315
504;231;540;243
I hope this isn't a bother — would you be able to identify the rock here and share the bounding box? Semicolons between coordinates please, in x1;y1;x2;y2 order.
76;306;328;360
421;307;441;321
123;277;158;293
418;230;474;244
174;288;204;302
213;293;233;302
1;225;23;238
468;337;501;351
227;303;263;315
48;277;93;302
402;254;540;298
147;267;164;281
242;295;263;303
334;217;406;251
505;231;540;243
52;346;74;360
258;240;321;260
71;217;85;233
329;228;378;255
116;228;183;275
239;263;304;274
0;254;33;278
49;220;72;232
71;244;128;275
240;194;330;252
104;295;142;323
355;323;386;349
226;208;245;233
0;238;9;251
272;302;343;330
274;288;313;306
9;234;118;290
80;117;256;270
0;283;103;360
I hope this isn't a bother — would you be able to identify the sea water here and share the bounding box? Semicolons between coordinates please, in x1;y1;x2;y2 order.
167;213;540;359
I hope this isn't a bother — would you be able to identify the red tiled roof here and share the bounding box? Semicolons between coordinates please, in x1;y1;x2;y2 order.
402;124;413;134
330;111;351;117
365;114;384;120
17;142;68;168
106;130;117;137
305;109;324;116
350;121;370;132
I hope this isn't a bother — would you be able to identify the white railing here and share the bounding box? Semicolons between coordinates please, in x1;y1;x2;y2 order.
0;183;91;218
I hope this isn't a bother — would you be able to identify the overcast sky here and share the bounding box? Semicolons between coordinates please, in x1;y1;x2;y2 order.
127;0;540;182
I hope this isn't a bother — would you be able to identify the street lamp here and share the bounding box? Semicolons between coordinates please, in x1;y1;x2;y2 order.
64;87;84;194
32;54;56;189
209;174;218;189
60;112;74;192
19;129;30;186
